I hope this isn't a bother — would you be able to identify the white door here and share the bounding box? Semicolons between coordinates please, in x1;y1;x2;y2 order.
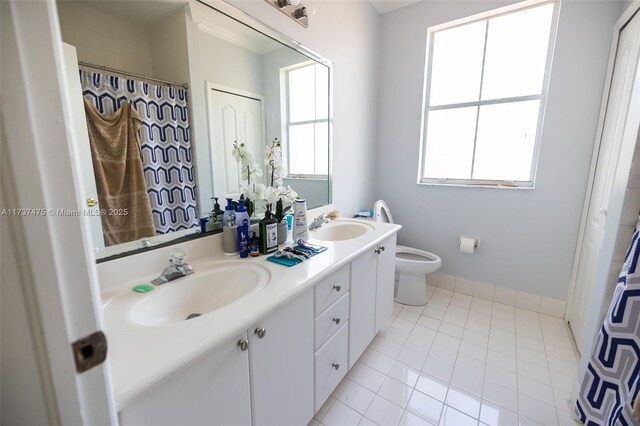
569;9;640;353
62;42;105;252
2;1;115;424
208;86;264;198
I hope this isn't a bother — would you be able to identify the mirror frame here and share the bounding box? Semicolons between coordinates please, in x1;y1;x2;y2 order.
92;0;333;263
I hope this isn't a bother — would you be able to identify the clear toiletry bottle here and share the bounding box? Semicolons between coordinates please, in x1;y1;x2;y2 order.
293;198;308;241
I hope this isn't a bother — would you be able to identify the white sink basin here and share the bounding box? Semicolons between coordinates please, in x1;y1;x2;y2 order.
106;262;270;327
311;221;374;241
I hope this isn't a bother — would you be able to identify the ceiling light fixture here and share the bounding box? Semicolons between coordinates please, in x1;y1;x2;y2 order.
265;0;314;28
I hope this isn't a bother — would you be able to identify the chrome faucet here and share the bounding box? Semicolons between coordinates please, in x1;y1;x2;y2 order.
151;248;194;286
309;213;330;230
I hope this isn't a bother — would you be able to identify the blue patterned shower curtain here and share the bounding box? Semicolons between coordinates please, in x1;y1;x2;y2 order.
576;218;640;425
80;71;198;235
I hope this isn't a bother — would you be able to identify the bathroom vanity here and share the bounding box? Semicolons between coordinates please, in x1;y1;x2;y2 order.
98;219;400;425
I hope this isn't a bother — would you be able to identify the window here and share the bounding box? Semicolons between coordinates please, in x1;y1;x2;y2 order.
419;1;557;187
282;62;329;177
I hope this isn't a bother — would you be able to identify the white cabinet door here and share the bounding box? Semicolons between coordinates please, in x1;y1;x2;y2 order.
350;249;377;368
249;289;314;426
375;234;397;334
119;332;252;426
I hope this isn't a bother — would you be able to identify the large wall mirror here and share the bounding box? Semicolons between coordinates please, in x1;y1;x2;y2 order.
55;0;332;260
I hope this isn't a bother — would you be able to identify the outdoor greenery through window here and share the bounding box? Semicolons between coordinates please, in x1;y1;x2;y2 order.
420;0;557;186
283;62;329;177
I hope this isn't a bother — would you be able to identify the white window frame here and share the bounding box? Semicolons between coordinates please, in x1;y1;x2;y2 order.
417;0;560;189
280;61;330;179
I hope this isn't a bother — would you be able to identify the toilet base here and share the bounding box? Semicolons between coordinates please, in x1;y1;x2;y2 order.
394;272;427;306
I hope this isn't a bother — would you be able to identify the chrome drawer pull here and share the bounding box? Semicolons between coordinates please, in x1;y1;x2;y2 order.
332;317;341;325
254;328;266;339
332;285;341;292
331;363;340;370
237;339;249;351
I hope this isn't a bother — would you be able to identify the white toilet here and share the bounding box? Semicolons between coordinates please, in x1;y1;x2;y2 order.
373;200;442;306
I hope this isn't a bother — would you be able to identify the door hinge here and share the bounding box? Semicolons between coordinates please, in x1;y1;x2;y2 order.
72;331;107;373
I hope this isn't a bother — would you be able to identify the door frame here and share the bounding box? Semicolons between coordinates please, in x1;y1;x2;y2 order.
566;1;640;325
1;1;116;424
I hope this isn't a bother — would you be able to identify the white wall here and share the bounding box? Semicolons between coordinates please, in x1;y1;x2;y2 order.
375;0;625;299
224;0;381;216
149;9;190;85
56;1;154;76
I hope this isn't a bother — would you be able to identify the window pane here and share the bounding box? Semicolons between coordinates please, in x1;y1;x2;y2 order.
289;65;316;122
288;123;315;175
423;107;477;179
472;100;540;181
429;21;485;106
314;122;329;175
315;65;329;120
481;4;553;100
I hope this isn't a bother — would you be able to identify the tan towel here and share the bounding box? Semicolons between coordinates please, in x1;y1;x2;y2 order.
84;98;155;246
634;391;640;423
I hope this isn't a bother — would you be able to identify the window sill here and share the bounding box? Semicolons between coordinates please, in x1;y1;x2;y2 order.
417;180;535;190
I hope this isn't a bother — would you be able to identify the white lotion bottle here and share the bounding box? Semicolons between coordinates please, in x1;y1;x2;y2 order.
292;199;308;241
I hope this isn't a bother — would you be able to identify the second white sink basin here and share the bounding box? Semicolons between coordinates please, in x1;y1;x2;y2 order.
107;262;270;327
312;221;374;241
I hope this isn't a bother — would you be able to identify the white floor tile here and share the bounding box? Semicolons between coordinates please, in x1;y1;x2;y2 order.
518;394;558;425
489;327;516;344
486;350;517;373
380;327;411;346
317;396;337;421
445;386;481;418
462;329;489;347
556;408;580;426
455;354;486;378
323;400;363;426
398;410;436;426
451;368;484;396
359;416;378;425
412;325;438;342
550;371;575;393
415;373;449;402
364;395;404;426
547;356;578;377
406;389;444;425
374;338;403;359
438;322;464;339
446;305;469;318
338;379;376;415
405;335;434;355
517;359;551;386
424;307;446;321
517;348;548;368
482;381;518;412
439;406;478;426
466;321;490;336
468;310;492;325
377;377;413;408
387;361;421;387
397;347;428;371
398;309;422;324
348;363;386;393
361;349;395;375
516;335;545;354
391;317;417;334
545;344;577;363
434;333;461;351
484;364;517;391
479;400;519;426
428;344;458;366
418;315;442;331
443;312;467;328
487;337;516;357
422;357;454;382
517;376;555;406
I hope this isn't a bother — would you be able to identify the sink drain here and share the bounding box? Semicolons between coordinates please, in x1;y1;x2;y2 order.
186;313;201;320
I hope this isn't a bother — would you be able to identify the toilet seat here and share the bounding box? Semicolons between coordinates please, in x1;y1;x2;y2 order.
396;245;442;275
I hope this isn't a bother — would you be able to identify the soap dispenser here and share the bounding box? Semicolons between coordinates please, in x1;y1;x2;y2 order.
211;197;224;222
235;198;250;228
223;198;236;227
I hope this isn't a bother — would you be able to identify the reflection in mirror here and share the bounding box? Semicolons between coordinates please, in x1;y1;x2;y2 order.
55;0;331;259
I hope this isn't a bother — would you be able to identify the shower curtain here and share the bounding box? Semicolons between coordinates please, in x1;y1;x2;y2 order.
576;217;640;425
80;71;198;235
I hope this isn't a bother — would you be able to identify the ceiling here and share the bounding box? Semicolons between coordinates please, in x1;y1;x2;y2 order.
368;0;421;14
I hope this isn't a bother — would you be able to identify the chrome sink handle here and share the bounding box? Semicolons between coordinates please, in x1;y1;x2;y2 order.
151;248;194;286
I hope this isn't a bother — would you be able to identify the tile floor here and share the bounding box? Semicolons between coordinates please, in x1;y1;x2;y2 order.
310;286;581;426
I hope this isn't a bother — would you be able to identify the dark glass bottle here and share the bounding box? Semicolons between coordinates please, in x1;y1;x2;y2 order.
259;210;278;254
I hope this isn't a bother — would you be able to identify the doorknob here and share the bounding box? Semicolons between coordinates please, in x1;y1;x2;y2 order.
86;197;98;207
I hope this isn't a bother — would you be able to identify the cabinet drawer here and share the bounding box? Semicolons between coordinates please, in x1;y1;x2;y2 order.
315;292;349;350
314;265;350;315
314;323;348;412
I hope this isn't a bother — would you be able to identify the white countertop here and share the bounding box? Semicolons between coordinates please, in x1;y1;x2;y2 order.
100;219;401;410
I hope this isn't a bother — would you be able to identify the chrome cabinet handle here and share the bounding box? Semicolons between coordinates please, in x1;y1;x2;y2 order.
254;328;266;339
332;317;341;325
237;339;249;351
332;285;341;292
331;363;340;370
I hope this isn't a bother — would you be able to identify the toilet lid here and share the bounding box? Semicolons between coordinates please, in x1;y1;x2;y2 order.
373;200;395;224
